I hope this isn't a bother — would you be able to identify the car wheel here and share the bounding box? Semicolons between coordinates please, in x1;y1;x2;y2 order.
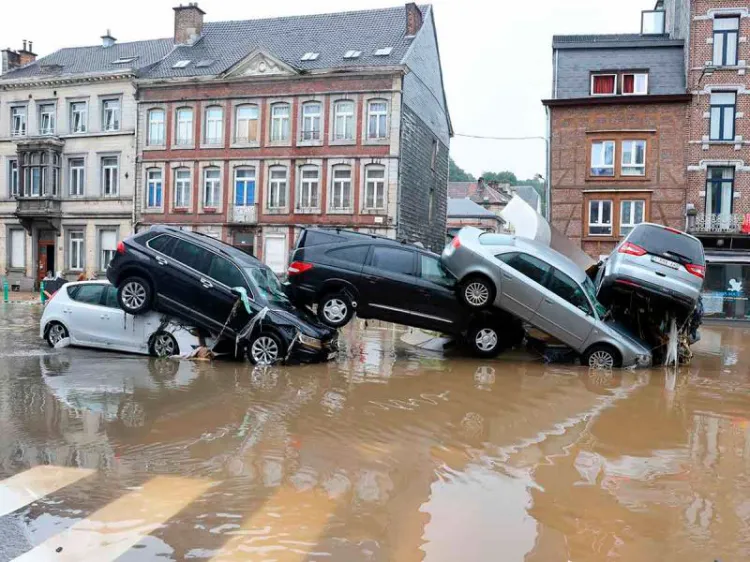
247;332;285;365
468;325;502;358
318;293;354;328
461;276;494;309
583;344;622;369
149;331;179;358
117;277;151;315
46;322;69;348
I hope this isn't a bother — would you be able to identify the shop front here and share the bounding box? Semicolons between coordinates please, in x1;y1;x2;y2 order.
702;254;750;321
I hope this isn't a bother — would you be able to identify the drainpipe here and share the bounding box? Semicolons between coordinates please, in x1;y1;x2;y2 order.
131;80;138;234
545;107;551;221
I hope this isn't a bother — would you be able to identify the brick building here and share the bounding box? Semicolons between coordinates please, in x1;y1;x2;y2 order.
134;3;451;272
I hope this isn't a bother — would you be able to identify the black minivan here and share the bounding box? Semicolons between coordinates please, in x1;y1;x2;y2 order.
285;228;523;357
106;225;337;365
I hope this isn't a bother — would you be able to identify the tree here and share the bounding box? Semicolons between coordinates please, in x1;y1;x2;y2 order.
481;170;517;185
449;157;475;182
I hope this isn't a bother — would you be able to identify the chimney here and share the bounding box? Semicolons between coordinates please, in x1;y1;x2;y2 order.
405;3;423;37
101;30;117;48
17;40;37;66
1;49;21;74
174;3;205;45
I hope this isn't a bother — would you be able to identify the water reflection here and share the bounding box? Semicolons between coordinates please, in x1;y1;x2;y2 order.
0;308;749;561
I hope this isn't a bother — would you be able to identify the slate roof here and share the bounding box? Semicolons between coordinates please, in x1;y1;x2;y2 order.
513;186;540;210
552;34;683;49
447;198;498;218
447;182;510;205
0;39;174;80
144;5;427;79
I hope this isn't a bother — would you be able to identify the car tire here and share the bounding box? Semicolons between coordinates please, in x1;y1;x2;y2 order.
460;275;495;309
467;324;503;358
149;331;179;358
117;276;152;315
45;322;69;348
246;332;285;365
582;344;622;369
317;293;354;328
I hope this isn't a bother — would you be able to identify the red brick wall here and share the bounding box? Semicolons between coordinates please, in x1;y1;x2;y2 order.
549;101;688;257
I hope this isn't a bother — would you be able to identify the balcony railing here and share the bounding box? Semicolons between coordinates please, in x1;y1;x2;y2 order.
690;213;750;234
231;204;257;224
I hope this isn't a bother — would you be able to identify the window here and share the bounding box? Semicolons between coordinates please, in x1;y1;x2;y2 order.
588;200;613;236
367;100;388;139
207;255;246;289
374;47;393;56
328;245;369;265
420;255;455;287
147;234;177;255
546;270;591;314
621;140;646;176
147;109;165;146
146;168;163;208
69;230;85;271
235;104;259;143
172;60;191;69
270;103;290;142
300;102;321;141
713;16;739;67
69;158;85;196
641;10;665;34
706;167;734;218
100;230;117;271
364;166;386;210
9;159;19;197
370;246;415;276
330;166;352;211
710;92;736;141
299;166;320;209
11;106;26;136
9;229;24;269
174;168;192;208
591;74;616;95
431;140;439;171
39;104;55;135
268;167;287;209
70;284;105;305
171;239;211;272
70;102;87;133
203;167;220;208
103;285;119;309
235;167;256;207
176;108;194;145
102;99;120;132
622;73;648;95
498;253;551;285
620;200;645;236
101;157;118;196
300;52;320;61
590;141;615;176
333;100;355;141
204;106;223;144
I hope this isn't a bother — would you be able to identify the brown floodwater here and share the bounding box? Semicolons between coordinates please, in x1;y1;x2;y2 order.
1;304;749;561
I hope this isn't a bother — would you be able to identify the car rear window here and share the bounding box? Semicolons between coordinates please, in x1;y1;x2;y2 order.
479;233;514;246
627;225;705;265
327;245;370;265
299;230;345;248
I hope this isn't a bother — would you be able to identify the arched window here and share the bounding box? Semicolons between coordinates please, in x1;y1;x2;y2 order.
367;99;388;139
175;107;194;145
235;104;259;143
333;100;355;141
301;101;321;141
147;108;165;146
270;103;290;141
298;165;320;209
234;167;256;207
204;105;223;144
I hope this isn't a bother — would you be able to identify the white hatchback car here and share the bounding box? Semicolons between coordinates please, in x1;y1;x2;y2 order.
40;281;205;357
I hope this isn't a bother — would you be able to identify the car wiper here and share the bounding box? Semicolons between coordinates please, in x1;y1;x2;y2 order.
662;250;692;265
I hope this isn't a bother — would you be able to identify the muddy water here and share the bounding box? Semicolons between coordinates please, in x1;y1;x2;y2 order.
1;305;749;561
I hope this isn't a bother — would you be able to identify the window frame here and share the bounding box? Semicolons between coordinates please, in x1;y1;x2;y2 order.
101;98;121;132
146;167;163;209
621;73;648;95
705;166;735;218
713;16;740;67
583;192;651;240
709;91;736;142
590;140;616;177
297;165;320;210
8;227;25;270
68;229;85;271
363;165;386;211
267;166;288;210
233;103;260;145
270;102;291;143
587;136;650;181
175;107;194;147
234;166;256;207
620;140;647;176
68;157;85;197
8;159;19;198
366;99;388;140
69;101;88;134
588;199;614;237
203;105;224;146
202;167;221;209
300;101;322;142
147;108;166;146
619;199;646;236
100;155;119;196
330;164;353;212
333;99;355;142
590;73;617;96
98;228;118;272
38;103;56;136
174;167;192;209
10;106;27;137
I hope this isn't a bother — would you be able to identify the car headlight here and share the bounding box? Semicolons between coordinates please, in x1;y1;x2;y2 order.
637;354;652;367
298;334;322;350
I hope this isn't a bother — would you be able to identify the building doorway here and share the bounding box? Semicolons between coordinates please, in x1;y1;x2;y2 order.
37;231;56;283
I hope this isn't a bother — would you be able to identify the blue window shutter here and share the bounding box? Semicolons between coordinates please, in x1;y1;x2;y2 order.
247;180;255;205
235;181;244;206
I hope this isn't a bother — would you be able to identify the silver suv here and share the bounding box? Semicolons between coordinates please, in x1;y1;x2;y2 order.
597;223;705;315
441;227;652;369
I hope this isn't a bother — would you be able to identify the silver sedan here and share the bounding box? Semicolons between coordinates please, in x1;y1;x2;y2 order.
442;227;652;369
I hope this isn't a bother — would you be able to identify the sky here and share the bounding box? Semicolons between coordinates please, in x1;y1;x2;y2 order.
0;0;656;180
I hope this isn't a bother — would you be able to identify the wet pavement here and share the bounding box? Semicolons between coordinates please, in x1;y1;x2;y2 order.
1;304;750;561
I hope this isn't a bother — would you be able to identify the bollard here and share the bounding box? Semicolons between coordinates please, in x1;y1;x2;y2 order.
2;278;8;304
40;280;46;304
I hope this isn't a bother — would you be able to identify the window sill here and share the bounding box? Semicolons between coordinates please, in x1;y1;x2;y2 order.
143;208;164;214
265;208;289;214
294;208;321;214
586;175;650;182
329;139;356;146
328;208;354;215
267;140;292;147
171;143;195;150
143;145;167;151
230;142;260;149
582;235;619;242
361;208;387;215
203;207;219;214
363;138;389;145
706;140;738;145
297;139;323;147
200;143;225;150
6;268;26;273
173;207;190;213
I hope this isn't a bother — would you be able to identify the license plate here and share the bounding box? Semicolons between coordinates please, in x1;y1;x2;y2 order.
651;256;679;270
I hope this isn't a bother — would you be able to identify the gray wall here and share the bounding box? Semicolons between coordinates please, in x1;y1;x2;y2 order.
554;45;685;99
398;105;449;253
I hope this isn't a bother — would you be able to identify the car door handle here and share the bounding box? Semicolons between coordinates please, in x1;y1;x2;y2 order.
156;257;168;266
200;278;214;289
363;275;378;284
544;298;553;304
100;314;108;319
502;273;513;280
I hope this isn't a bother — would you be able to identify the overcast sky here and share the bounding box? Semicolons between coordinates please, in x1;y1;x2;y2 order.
1;0;655;179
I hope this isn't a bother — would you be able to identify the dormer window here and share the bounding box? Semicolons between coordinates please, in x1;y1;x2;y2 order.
591;72;648;96
591;74;616;96
343;50;362;59
641;10;665;35
622;73;648;95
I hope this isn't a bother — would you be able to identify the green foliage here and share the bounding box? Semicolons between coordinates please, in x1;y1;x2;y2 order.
481;170;517;185
449;158;475;182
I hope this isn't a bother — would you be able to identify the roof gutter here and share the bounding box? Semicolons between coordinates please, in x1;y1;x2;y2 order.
542;93;691;107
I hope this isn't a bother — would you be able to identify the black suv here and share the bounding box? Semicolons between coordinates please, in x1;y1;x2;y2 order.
106;225;336;364
285;228;523;357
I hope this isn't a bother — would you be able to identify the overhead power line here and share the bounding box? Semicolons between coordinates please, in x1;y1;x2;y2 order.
453;133;548;142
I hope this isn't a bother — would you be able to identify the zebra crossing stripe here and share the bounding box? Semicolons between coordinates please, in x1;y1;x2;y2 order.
0;465;95;518
13;475;214;562
209;487;335;561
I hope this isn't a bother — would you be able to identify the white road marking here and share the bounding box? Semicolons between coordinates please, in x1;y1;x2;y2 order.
14;475;214;562
0;465;95;518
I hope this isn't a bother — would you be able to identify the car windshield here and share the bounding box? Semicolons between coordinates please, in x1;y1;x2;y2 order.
582;276;608;318
245;267;290;306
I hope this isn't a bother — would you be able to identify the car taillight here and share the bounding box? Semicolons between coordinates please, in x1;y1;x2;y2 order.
451;237;461;249
665;227;682;234
117;241;126;254
288;261;313;276
685;263;705;279
618;242;647;257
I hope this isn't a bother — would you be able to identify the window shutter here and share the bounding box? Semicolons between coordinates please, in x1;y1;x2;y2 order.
101;230;117;252
11;230;25;269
